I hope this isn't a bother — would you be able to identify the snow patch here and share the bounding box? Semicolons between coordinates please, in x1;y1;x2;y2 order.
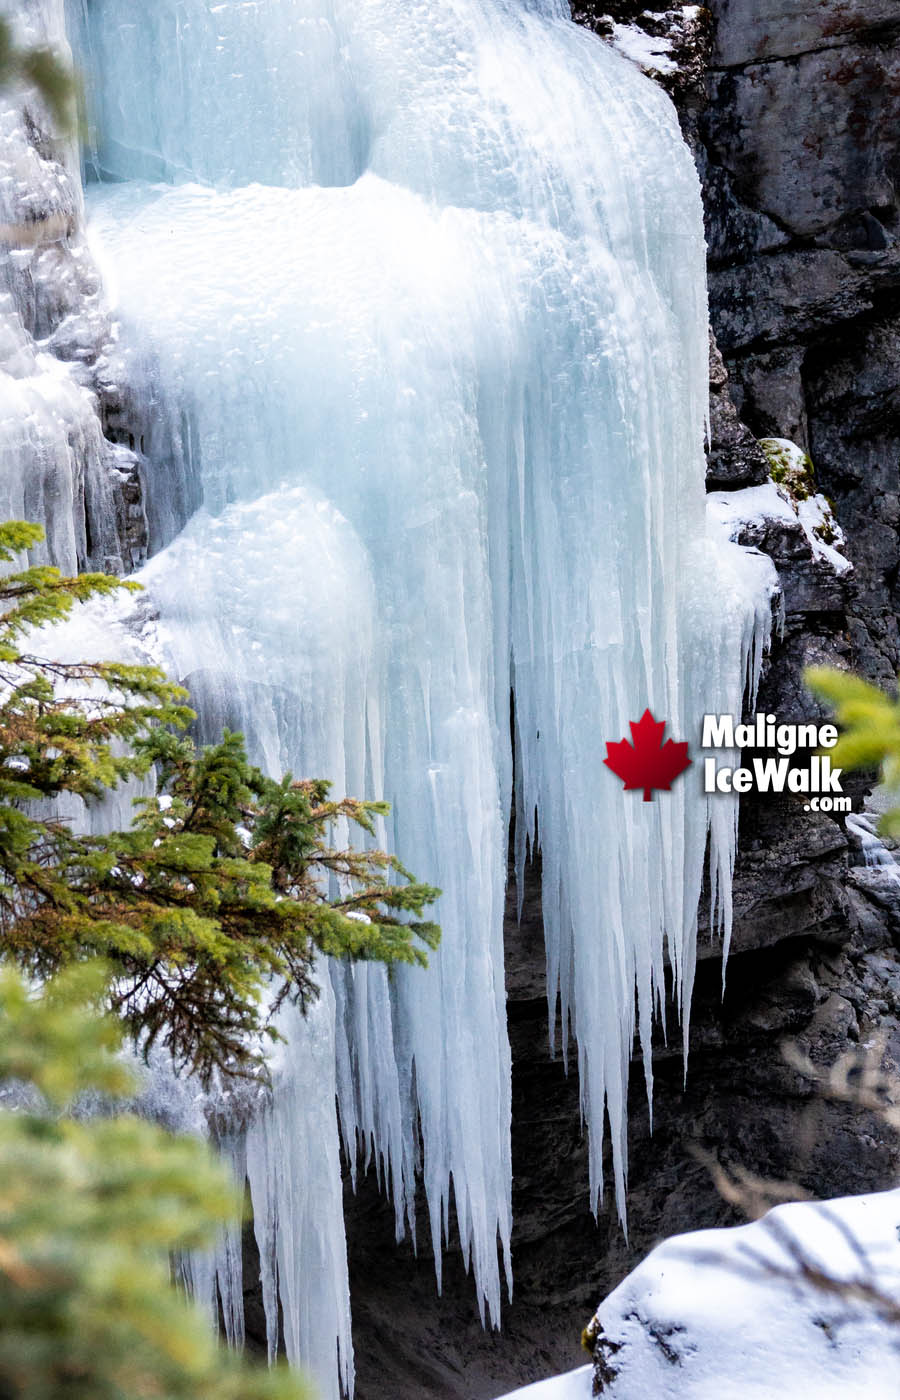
707;463;852;577
498;1190;900;1399
609;22;677;74
707;481;797;535
591;1188;900;1398
797;493;852;575
493;1365;593;1399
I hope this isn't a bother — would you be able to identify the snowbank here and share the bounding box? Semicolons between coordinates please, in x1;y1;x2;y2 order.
492;1366;592;1400
495;1190;900;1399
708;470;852;577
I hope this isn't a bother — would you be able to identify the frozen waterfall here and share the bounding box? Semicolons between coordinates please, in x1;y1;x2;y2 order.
53;0;777;1395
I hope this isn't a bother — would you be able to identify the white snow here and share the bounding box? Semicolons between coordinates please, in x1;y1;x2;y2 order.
707;481;798;535
610;23;677;75
46;0;777;1393
707;470;852;577
592;1188;900;1398
495;1190;900;1400
797;493;853;574
493;1365;593;1399
760;438;852;574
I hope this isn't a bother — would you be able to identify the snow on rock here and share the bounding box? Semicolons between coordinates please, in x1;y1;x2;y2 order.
846;812;898;871
571;6;713;98
609;22;677;75
495;1191;900;1399
493;1365;593;1399
707;447;852;581
584;1189;900;1398
845;798;900;913
707;480;797;535
796;493;853;575
760;438;852;575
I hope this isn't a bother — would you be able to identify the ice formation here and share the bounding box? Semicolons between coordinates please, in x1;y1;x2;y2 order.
847;813;898;871
0;0;150;576
9;0;780;1393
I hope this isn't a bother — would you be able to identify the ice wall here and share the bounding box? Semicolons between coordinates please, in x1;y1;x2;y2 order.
0;0;148;575
51;0;776;1395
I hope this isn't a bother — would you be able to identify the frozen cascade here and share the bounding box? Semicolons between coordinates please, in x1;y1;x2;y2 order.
49;0;778;1394
846;807;900;886
0;0;140;578
847;813;897;870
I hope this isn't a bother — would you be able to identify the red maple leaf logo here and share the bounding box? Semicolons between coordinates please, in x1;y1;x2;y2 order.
603;710;692;802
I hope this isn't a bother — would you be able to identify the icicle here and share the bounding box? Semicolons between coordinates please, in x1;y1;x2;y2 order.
246;982;354;1400
129;1038;249;1347
331;959;416;1243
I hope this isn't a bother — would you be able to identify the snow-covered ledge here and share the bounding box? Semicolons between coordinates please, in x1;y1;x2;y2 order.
494;1189;900;1399
708;438;852;580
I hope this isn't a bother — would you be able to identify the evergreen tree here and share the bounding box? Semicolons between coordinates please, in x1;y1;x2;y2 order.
0;962;311;1400
0;521;439;1082
807;665;900;834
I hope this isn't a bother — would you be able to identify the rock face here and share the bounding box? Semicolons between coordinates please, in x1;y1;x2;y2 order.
0;0;147;575
702;1;900;682
706;331;769;487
